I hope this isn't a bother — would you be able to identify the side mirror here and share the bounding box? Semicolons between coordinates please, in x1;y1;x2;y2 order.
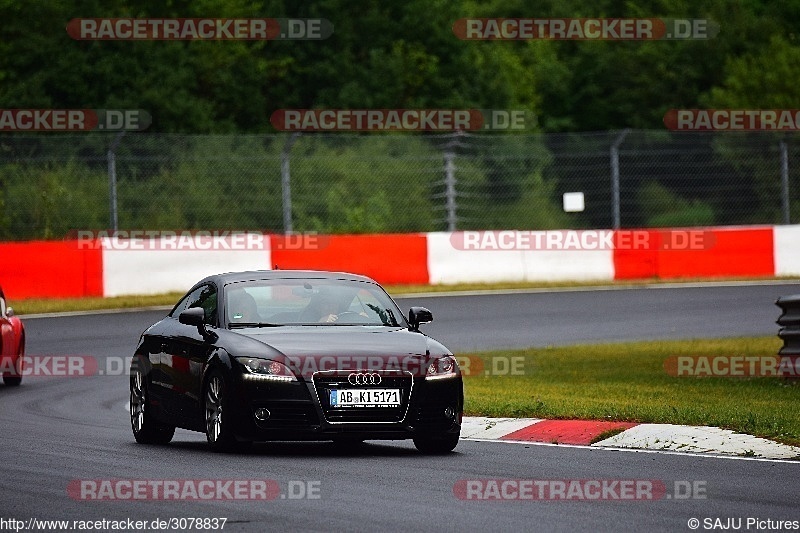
179;307;217;342
408;306;433;332
6;307;14;317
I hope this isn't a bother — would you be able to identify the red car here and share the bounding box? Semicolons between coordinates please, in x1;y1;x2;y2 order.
0;286;25;386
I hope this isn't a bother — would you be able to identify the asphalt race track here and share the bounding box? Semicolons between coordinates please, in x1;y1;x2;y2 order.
416;280;800;350
1;282;799;532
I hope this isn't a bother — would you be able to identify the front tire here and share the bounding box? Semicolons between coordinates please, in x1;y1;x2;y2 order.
130;366;175;444
413;433;459;454
3;338;24;386
3;374;21;386
205;371;240;452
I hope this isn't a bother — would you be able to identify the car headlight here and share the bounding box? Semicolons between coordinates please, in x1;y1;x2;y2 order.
236;357;297;382
426;355;459;380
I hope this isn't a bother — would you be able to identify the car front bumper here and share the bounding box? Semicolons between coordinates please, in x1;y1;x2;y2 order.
227;373;463;441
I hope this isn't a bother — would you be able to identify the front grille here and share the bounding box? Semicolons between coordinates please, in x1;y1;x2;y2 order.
313;370;413;423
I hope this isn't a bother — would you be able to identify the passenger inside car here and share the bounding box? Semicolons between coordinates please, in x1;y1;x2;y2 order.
227;290;260;323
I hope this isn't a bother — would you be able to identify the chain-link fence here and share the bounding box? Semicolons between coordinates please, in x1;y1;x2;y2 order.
0;130;798;240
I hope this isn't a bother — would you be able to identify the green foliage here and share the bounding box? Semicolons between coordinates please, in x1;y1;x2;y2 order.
705;36;800;109
455;135;570;229
2;0;800;133
637;180;715;227
290;135;439;233
118;135;285;230
1;0;798;235
323;185;393;233
1;161;107;238
0;189;8;237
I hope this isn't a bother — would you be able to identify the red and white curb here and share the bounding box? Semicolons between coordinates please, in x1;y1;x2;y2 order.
461;417;800;460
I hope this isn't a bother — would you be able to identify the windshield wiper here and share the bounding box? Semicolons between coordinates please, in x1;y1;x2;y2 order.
366;304;400;326
229;322;282;328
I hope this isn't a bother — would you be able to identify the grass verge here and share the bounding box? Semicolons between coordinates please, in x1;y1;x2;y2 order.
461;336;800;447
13;293;184;315
12;276;800;315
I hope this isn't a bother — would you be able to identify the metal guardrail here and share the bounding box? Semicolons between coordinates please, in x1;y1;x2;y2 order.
776;294;800;356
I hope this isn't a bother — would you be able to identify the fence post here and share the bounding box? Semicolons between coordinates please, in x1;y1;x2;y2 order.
444;148;457;232
780;140;790;224
281;132;300;234
610;128;630;230
107;131;125;231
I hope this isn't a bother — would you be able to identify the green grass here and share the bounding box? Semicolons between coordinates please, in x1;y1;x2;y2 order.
461;337;800;447
12;275;799;315
13;293;184;315
589;427;629;444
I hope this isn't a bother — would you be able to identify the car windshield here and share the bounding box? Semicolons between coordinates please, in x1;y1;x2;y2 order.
225;278;405;328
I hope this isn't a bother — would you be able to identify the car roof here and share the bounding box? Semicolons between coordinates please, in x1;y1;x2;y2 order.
198;270;378;287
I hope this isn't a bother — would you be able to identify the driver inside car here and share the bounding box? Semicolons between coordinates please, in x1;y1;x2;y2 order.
305;290;346;323
300;288;364;323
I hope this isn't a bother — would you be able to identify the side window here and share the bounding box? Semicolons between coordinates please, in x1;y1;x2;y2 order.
0;296;5;318
191;285;218;325
170;284;217;325
170;291;195;318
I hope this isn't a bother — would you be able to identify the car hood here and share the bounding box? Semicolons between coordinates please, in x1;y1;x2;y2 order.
239;326;442;358
223;326;453;378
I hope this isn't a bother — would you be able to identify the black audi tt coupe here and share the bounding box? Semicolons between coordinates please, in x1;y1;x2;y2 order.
129;270;463;453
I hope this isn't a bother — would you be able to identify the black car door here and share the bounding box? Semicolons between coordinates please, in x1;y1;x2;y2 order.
166;283;218;423
145;287;197;409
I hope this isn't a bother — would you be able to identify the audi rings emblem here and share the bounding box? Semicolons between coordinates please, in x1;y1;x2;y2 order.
348;372;381;385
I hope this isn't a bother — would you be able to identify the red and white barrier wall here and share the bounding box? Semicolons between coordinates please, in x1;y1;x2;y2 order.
1;225;798;300
426;231;615;283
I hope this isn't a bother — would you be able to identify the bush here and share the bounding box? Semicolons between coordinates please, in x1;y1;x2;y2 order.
637;181;715;228
1;161;107;239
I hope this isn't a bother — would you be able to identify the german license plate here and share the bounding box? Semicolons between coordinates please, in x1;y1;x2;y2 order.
329;389;401;408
